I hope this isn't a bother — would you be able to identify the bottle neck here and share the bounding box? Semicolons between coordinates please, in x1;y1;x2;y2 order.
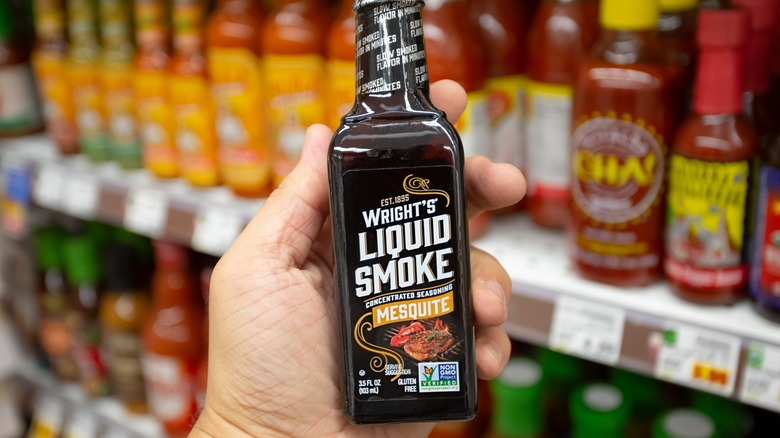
173;0;204;52
353;1;432;113
693;47;744;115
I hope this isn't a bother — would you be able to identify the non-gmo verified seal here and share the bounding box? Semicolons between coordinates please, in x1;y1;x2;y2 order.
418;362;460;393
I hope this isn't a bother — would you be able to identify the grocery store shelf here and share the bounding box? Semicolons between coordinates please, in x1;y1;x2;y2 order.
0;134;263;255
477;215;780;412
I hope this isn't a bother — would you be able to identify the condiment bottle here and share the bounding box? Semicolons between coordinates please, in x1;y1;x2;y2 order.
33;227;79;381
472;0;527;175
653;409;718;438
134;0;177;179
750;136;780;322
100;0;142;169
486;357;545;438
100;243;151;414
207;0;269;198
328;0;477;423
570;0;672;287
264;0;328;187
68;0;108;161
526;0;598;229
170;0;220;188
32;0;78;152
63;236;110;397
570;383;630;438
658;0;699;112
142;241;203;436
665;9;755;305
326;0;356;130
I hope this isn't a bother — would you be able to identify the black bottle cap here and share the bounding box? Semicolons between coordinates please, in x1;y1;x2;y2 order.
103;243;145;292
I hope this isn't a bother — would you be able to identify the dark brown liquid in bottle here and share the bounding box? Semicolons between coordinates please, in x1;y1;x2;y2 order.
328;0;476;424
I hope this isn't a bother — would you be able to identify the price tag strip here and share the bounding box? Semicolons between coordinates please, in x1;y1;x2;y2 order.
549;296;625;364
124;188;169;238
740;342;780;411
191;207;245;256
655;322;741;396
61;174;100;219
33;164;64;210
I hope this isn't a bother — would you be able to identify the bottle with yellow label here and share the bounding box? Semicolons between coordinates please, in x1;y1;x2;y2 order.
325;0;356;131
171;0;219;188
263;0;328;187
100;0;142;169
207;0;270;198
135;0;177;178
67;0;107;161
32;0;78;153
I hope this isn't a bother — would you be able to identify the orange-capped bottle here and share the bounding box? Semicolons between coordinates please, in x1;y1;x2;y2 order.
263;0;328;187
326;0;356;130
207;0;270;198
142;242;203;437
135;0;177;179
170;0;219;188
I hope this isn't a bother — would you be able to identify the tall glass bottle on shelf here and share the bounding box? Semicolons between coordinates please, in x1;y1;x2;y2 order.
526;0;598;229
264;0;328;187
658;0;699;114
32;0;77;152
328;0;476;423
486;358;546;438
135;0;177;179
170;0;220;188
326;0;356;131
570;383;631;438
207;0;270;198
665;9;755;305
570;0;672;287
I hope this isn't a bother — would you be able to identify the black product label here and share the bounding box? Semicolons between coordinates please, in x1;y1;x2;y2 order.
342;166;467;400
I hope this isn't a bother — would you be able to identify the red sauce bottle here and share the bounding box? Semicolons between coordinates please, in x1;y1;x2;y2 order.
570;0;672;287
665;9;755;305
526;0;598;229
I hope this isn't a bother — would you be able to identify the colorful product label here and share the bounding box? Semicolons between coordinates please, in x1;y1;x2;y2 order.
32;51;78;151
135;0;166;43
327;59;356;130
142;352;199;432
135;70;177;177
170;75;219;187
666;155;750;290
751;165;780;306
264;54;326;186
486;75;525;169
209;48;271;191
455;90;491;157
103;329;146;405
571;115;666;271
103;65;142;167
172;0;203;47
73;321;110;397
526;81;573;199
70;62;109;160
0;65;41;132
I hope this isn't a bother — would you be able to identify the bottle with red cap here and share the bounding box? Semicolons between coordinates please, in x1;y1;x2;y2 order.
664;9;756;305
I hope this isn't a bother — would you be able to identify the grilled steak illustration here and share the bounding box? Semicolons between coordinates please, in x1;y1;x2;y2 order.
403;328;455;361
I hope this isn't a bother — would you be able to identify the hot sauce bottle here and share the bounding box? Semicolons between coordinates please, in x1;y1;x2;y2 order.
326;0;357;130
32;0;78;153
329;0;477;423
68;0;107;161
658;0;698;113
750;147;780;321
263;0;328;187
570;0;672;287
170;0;220;188
135;0;177;179
207;0;270;198
100;0;142;169
526;0;598;229
142;241;203;437
665;9;754;306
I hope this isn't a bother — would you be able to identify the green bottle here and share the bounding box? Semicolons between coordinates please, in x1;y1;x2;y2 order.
691;391;746;438
611;368;664;438
489;357;545;438
654;409;719;438
571;382;631;438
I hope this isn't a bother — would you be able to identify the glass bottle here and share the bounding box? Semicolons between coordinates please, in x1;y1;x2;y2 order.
570;383;631;438
658;0;698;112
653;409;718;438
328;0;476;423
486;357;546;438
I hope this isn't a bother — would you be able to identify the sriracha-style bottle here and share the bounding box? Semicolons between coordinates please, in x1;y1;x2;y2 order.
142;241;203;436
526;0;598;229
665;9;755;305
263;0;328;187
32;0;78;153
135;0;177;179
570;0;672;287
329;0;476;423
326;0;356;130
207;0;270;198
170;0;220;188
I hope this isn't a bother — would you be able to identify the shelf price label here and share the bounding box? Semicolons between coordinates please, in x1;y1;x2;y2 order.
61;175;100;219
33;164;64;210
191;207;244;255
124;189;168;238
740;342;780;411
549;296;625;365
655;322;741;396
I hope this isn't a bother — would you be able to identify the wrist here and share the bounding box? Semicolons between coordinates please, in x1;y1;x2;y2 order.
190;404;278;438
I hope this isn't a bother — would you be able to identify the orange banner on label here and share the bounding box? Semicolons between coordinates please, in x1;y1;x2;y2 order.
372;292;454;327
